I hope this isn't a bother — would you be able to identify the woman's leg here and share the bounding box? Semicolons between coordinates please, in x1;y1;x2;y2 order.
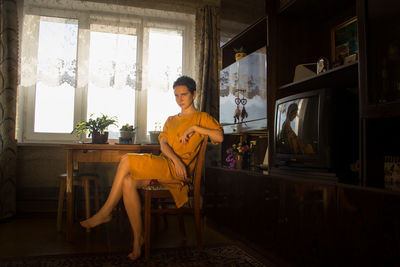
122;177;150;260
122;178;182;260
80;155;131;228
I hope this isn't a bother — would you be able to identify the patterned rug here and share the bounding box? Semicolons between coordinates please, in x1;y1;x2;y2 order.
0;245;270;267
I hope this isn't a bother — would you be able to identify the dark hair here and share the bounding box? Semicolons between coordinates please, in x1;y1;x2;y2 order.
287;103;298;116
173;76;196;94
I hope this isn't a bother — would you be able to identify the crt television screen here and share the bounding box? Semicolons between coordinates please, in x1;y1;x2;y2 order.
275;96;319;155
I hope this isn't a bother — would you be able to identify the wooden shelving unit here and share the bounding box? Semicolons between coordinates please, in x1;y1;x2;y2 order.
208;1;400;265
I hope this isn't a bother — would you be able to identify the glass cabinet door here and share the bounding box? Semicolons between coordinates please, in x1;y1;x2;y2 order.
363;0;400;111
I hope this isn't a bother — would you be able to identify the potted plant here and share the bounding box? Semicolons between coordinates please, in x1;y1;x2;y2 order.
234;46;247;61
149;122;162;144
119;123;136;144
72;114;118;144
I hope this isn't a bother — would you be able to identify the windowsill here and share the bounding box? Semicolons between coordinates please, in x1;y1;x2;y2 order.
16;140;157;147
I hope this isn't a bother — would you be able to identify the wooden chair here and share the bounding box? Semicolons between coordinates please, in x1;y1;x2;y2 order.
140;136;208;260
57;172;100;232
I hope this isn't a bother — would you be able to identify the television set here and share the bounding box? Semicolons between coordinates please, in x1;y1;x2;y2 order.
219;46;267;134
274;88;358;180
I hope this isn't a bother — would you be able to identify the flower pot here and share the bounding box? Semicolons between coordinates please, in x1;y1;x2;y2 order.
92;131;109;144
119;131;136;144
235;52;247;61
149;131;161;144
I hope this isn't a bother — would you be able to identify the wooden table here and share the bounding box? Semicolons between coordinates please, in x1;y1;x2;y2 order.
62;144;160;241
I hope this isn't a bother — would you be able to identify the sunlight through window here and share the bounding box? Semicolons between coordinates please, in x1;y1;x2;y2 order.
34;17;78;133
87;29;137;139
146;28;182;133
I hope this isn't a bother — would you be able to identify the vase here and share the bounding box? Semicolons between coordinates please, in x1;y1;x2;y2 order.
235;154;243;169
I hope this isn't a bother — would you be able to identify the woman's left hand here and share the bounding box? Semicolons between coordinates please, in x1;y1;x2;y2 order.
179;126;196;144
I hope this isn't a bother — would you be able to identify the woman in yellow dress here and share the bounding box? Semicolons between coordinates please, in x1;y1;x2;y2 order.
80;76;224;260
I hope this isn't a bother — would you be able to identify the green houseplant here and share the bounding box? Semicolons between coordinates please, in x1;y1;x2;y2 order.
72;114;118;144
119;123;136;144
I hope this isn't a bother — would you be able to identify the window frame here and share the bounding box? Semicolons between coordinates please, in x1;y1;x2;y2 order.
18;3;195;144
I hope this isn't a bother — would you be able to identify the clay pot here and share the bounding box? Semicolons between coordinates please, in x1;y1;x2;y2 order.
119;131;136;144
92;131;109;144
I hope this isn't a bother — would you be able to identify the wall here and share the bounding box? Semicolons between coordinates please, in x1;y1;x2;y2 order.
16;145;118;212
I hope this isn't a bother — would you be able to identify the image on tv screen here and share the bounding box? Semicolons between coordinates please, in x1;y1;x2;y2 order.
275;96;319;155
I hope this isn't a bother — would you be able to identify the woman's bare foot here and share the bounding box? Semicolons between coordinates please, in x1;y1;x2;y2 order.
80;213;112;229
128;235;144;261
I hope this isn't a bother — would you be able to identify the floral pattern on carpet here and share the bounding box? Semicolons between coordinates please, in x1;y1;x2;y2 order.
0;245;269;266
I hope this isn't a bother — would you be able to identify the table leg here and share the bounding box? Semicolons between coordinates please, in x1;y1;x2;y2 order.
66;150;74;241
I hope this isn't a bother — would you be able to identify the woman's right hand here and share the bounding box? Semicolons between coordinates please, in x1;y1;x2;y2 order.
173;159;187;179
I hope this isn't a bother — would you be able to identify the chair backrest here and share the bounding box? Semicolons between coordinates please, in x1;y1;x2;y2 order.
191;136;208;206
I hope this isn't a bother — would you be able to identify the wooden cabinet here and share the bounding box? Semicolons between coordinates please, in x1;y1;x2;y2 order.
205;167;400;266
265;0;360;181
336;184;400;266
357;0;400;188
205;167;280;247
274;2;357;89
219;17;268;136
219;0;400;190
205;167;334;265
213;0;400;265
264;0;400;188
358;0;400;117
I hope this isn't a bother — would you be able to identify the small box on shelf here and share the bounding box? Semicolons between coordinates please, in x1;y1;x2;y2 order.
384;156;400;191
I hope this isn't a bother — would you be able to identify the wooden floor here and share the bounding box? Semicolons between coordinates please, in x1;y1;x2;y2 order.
0;210;235;260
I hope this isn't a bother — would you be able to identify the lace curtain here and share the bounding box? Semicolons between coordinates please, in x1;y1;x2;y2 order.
195;5;220;120
20;0;196;142
21;0;194;89
0;0;18;220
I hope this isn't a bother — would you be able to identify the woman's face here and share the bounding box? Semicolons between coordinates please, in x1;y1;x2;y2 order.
174;85;196;110
289;109;297;121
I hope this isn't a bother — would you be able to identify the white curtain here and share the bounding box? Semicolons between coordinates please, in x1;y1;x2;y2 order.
19;0;196;142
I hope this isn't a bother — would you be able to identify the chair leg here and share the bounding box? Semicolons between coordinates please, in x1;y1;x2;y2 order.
93;179;100;212
194;204;202;250
57;178;66;232
177;210;187;240
83;178;91;233
144;191;152;261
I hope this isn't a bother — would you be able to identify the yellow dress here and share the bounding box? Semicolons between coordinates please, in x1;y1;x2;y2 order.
127;111;222;208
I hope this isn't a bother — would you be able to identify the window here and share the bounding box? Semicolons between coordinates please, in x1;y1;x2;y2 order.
146;28;183;135
19;1;194;143
87;26;137;140
34;17;78;134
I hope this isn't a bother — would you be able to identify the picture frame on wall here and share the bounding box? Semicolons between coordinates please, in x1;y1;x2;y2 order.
331;17;358;67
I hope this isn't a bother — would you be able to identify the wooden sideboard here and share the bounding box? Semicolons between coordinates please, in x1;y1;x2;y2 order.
204;167;400;266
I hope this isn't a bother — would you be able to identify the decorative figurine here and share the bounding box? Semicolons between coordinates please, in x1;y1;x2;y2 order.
317;57;329;74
